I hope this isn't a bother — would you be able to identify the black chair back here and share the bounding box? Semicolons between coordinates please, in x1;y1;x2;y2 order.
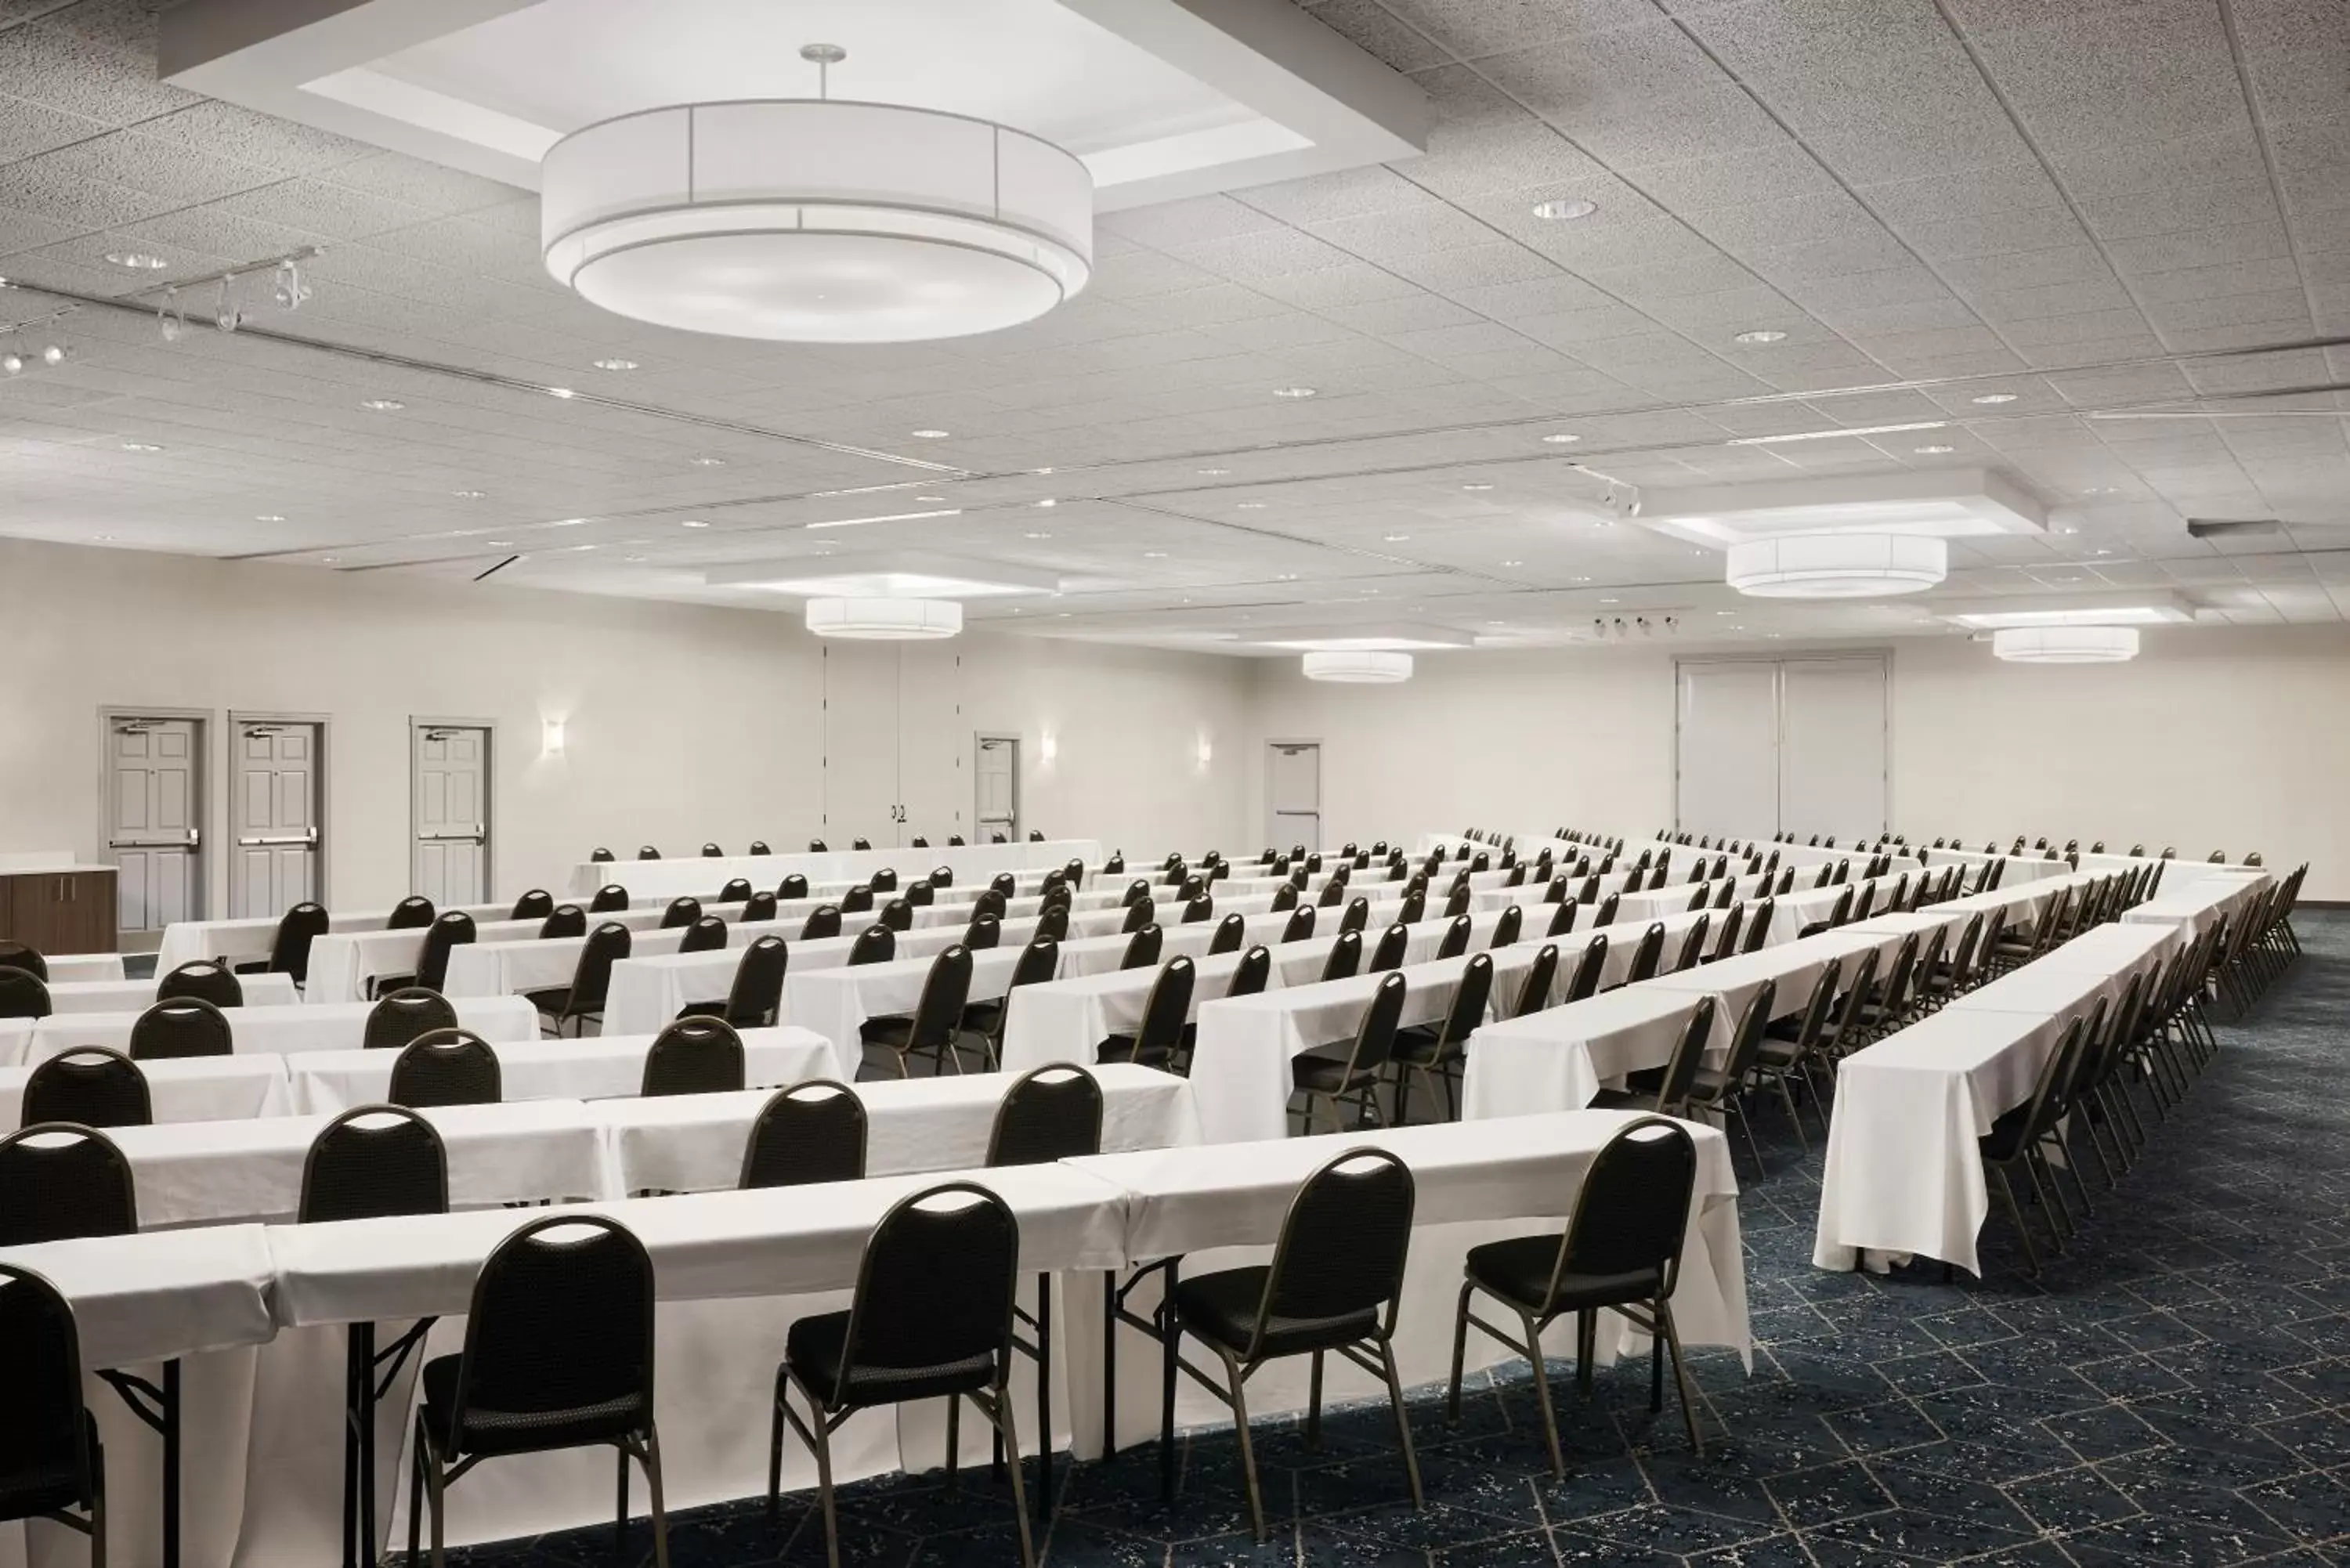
638;846;662;861
0;1124;136;1244
1180;895;1213;924
1436;914;1473;960
971;890;1008;922
870;868;898;893
269;901;331;984
590;884;631;914
679;915;729;954
1226;945;1274;999
569;922;633;1013
904;883;935;909
988;1065;1104;1165
128;995;233;1060
642;1017;747;1096
23;1048;151;1128
1545;1118;1697;1300
964;914;1002;950
1318;880;1346;909
660;897;702;930
1120;924;1164;971
418;910;477;992
590;848;614;863
366;986;457;1052
848;925;897;966
720;878;755;903
1670;915;1711;973
902;946;974;1055
389;896;437;930
1514;945;1559;1017
1624;923;1667;985
300;1106;449;1222
1209;912;1247;955
1436;953;1495;1048
0;941;44;981
1281;906;1316;943
750;841;772;856
801;905;844;941
1268;883;1299;914
1121;898;1155;934
780;874;812;900
1368;923;1410;972
742;891;779;923
390;1027;502;1107
1244;1149;1415;1361
157;959;242;1008
809;840;827;853
741;1081;867;1188
510;889;555;922
1035;904;1070;942
1491;905;1522;948
826;1183;1019;1409
1564;935;1608;1003
1340;896;1371;936
0;1261;103;1526
1546;900;1579;938
1321;928;1363;981
540;905;588;939
841;885;876;915
989;873;1018;900
703;843;725;858
709;934;788;1027
1654;996;1718;1111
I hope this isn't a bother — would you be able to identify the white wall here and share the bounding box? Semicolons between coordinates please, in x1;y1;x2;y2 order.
0;539;1252;915
1246;627;2350;898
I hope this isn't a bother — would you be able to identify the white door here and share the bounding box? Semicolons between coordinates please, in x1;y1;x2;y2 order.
1267;742;1321;851
232;721;320;918
414;725;490;905
975;736;1018;844
107;716;201;940
1675;662;1780;840
1780;658;1888;843
822;641;902;851
896;645;965;849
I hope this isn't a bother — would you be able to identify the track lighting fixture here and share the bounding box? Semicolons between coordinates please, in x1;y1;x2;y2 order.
0;346;20;376
271;258;309;312
159;287;183;343
215;275;243;334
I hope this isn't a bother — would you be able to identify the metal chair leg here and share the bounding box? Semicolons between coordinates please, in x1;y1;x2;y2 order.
1658;1302;1705;1456
1223;1355;1268;1542
640;1429;671;1568
1375;1340;1426;1512
1444;1282;1473;1424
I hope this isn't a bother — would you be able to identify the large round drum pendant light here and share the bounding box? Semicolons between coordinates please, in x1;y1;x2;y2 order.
1726;533;1947;598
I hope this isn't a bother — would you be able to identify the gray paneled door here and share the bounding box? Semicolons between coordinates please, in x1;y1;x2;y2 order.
107;715;201;941
975;735;1018;844
414;724;490;906
232;720;320;918
1267;742;1321;851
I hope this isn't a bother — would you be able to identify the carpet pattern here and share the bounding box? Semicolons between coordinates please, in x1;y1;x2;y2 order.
428;912;2350;1566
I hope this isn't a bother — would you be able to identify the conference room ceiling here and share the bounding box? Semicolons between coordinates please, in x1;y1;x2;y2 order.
0;0;2345;653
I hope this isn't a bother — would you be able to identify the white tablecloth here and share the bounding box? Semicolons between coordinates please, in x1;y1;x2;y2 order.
0;1224;279;1367
999;949;1285;1075
564;838;1106;900
37;952;128;984
300;905;752;1006
38;971;299;1017
155;902;542;972
3;993;538;1068
1;1052;294;1129
2122;868;2270;941
286;1026;840;1114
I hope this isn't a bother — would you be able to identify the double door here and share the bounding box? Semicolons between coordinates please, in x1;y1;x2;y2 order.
821;643;967;851
1674;656;1888;842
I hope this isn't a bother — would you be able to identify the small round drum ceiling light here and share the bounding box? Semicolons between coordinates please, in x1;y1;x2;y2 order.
1726;533;1947;598
542;45;1093;344
804;598;963;640
1302;651;1413;684
1992;626;2138;663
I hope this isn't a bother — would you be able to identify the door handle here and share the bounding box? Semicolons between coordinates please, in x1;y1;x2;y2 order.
237;835;315;847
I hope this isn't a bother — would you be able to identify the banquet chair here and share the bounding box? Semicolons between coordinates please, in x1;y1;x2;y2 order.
1445;1117;1705;1475
905;883;935;909
660;897;702;930
1615;924;1667;990
743;891;779;924
377;911;475;998
1397;890;1429;924
510;890;555;923
366;988;459;1053
1711;878;1737;912
1680;980;1777;1170
1166;1148;1420;1541
1268;883;1299;914
1512;945;1560;1017
1122;879;1152;909
1317;880;1347;909
1594;893;1622;926
1543;876;1571;905
1491;905;1523;948
1706;905;1744;963
1596;997;1714;1117
880;899;914;933
780;874;811;900
910;838;929;850
1226;945;1274;1001
1034;905;1071;943
591;849;616;864
740;1082;866;1188
641;1017;747;1097
1668;916;1711;974
1181;896;1214;924
1030;831;1047;842
1978;1016;2089;1276
590;885;631;914
1209;913;1247;956
720;878;755;904
410;1216;668;1568
1121;899;1156;935
300;1106;450;1568
852;838;873;851
1279;907;1316;944
679;934;789;1029
244;901;329;986
538;907;588;941
1562;938;1608;1003
638;847;662;862
1390;952;1491;1124
157;959;242;1009
1436;915;1473;961
809;840;827;853
971;889;1008;922
948;836;965;847
847;926;897;967
750;842;772;856
0;1262;109;1566
389;1028;502;1108
1442;887;1473;920
0;941;45;980
128;997;233;1060
1291;970;1406;1135
0;1120;137;1248
990;872;1018;900
1102;854;1125;876
1814;948;1881;1065
678;916;729;956
841;887;875;916
964;915;1002;951
1120;925;1164;972
769;1184;1035;1568
1320;929;1364;982
1368;923;1411;973
1685;888;1709;915
800;905;843;941
1546;901;1580;938
2;969;57;1019
1755;959;1840;1137
526;922;631;1037
861;945;975;1077
959;938;1060;1063
23;1048;151;1129
1100;958;1195;1069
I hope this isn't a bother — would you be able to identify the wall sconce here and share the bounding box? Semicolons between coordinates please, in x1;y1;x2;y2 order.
1039;732;1058;764
1196;737;1213;768
542;717;566;757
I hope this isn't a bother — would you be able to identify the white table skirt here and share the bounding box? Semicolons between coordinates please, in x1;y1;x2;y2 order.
564;839;1107;900
600;921;992;1038
300;905;753;1006
38;971;299;1017
286;1026;841;1115
598;1063;1202;1195
5;994;538;1068
998;949;1284;1075
38;953;128;984
2123;869;2270;941
441;917;786;999
2;1053;294;1130
784;945;1032;1066
1460;989;1712;1118
155;901;543;972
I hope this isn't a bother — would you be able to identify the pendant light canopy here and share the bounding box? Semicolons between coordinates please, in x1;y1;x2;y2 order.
1992;625;2138;663
1726;533;1947;598
542;46;1094;343
805;598;962;640
1302;650;1413;683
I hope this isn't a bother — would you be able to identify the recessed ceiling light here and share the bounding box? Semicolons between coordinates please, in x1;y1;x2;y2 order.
592;357;638;371
1237;501;1266;509
1541;433;1582;445
1600;597;1619;604
1197;467;1230;475
1462;482;1495;490
1531;198;1596;221
1971;392;2018;404
1024;530;1052;539
548;517;589;527
2082;486;2118;495
1571;576;1591;583
1276;573;1298;580
360;398;404;411
1143;551;1168;558
1733;329;1787;344
1488;619;1505;626
548;387;577;399
1716;610;1735;616
254;513;284;522
1034;498;1057;508
910;428;950;438
1032;467;1054;475
454;489;486;499
690;457;727;467
681;519;710;528
1383;533;1411;542
916;495;945;503
120;441;161;452
1501;558;1524;567
1914;444;1955;453
106;251;166;269
94;534;114;542
1271;386;1317;399
486;540;513;547
319;555;339;564
624;555;646;562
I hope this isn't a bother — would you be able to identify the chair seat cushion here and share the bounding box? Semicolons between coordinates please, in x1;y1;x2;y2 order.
1096;1034;1169;1068
1464;1234;1663;1313
1390;1024;1448;1066
521;988;570;1014
1173;1266;1378;1359
420;1355;644;1458
783;1310;996;1408
0;1411;96;1520
1978;1104;2034;1162
859;1016;914;1048
1291;1053;1368;1093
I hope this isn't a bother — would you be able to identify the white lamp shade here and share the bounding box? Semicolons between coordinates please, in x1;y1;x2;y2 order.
1993;625;2139;663
1725;533;1947;598
542;101;1092;342
804;598;962;639
1302;650;1412;683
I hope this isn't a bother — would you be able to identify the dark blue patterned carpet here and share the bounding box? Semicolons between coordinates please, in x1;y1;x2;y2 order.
446;912;2350;1566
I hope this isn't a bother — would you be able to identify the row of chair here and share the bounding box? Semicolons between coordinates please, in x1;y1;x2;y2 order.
588;830;1058;862
0;956;248;1022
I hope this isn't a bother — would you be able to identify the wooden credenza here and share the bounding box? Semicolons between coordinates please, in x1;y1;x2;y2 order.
0;867;118;954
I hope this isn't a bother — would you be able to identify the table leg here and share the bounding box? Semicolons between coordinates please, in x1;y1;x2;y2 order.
356;1321;378;1568
163;1358;182;1568
1159;1260;1180;1504
1101;1271;1117;1463
1035;1275;1053;1520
